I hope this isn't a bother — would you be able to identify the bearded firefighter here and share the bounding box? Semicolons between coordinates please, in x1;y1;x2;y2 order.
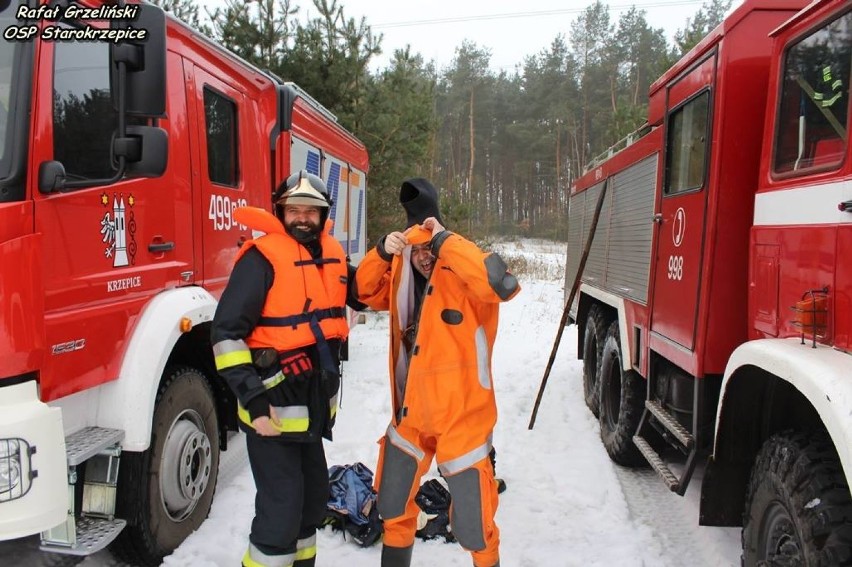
211;171;363;567
355;178;521;567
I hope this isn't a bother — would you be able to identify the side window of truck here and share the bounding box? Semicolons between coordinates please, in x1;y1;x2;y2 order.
774;11;850;174
203;87;239;187
53;34;116;181
665;90;710;195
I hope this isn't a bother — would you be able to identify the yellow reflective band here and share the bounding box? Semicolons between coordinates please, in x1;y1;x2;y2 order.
242;550;264;567
243;545;295;567
822;92;842;107
262;371;286;389
272;406;310;432
295;537;316;561
329;394;338;418
275;417;310;432
215;350;252;370
237;405;310;433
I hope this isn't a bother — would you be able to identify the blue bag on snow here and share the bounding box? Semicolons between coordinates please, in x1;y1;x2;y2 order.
325;462;383;546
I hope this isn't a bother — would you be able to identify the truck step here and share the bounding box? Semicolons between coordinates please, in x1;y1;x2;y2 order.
40;516;126;556
634;435;680;492
65;427;124;466
645;400;694;450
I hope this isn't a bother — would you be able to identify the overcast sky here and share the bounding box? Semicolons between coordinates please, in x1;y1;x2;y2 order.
305;0;746;71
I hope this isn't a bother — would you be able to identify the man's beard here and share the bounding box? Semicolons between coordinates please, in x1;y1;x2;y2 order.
285;220;321;243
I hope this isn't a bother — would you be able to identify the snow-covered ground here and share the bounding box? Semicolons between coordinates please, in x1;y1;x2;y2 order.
0;238;740;566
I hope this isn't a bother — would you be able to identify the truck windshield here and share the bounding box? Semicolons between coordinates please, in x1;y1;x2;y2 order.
774;11;851;174
0;4;30;185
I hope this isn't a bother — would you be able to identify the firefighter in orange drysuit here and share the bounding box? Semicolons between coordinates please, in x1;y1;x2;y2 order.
355;178;520;567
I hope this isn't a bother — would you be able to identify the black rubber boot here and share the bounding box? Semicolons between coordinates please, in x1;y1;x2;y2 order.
294;558;316;567
381;544;413;567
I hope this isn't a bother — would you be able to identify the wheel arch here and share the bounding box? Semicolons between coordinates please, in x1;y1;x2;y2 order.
167;322;238;448
95;287;224;452
700;339;852;526
576;285;625;368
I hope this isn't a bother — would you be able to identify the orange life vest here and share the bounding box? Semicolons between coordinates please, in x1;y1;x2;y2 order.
233;207;349;351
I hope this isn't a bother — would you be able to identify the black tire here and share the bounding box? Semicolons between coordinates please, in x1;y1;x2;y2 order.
742;431;852;566
111;366;220;566
598;321;646;467
582;304;609;417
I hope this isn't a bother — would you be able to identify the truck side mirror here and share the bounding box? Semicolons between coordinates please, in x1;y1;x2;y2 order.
110;4;167;117
38;161;67;194
116;126;169;177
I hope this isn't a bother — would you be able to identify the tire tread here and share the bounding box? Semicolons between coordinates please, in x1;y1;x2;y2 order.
598;321;646;467
582;304;609;417
742;431;852;566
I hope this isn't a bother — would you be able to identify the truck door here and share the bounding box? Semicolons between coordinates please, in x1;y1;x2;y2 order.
32;35;190;401
650;53;716;351
189;66;256;295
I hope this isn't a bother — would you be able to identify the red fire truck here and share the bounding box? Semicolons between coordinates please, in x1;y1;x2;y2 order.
566;0;851;562
0;1;368;564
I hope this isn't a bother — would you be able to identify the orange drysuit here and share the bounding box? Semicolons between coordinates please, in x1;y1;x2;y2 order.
356;226;520;567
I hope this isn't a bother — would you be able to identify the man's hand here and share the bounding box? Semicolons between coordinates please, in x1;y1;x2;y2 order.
383;231;408;256
422;217;445;237
253;406;282;436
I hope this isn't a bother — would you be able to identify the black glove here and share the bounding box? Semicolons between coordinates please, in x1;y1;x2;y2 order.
376;235;393;262
415;479;451;515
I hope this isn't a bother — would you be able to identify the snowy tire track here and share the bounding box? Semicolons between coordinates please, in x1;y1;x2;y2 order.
613;464;740;567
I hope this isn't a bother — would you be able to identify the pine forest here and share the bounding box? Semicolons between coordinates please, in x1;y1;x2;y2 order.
156;0;732;244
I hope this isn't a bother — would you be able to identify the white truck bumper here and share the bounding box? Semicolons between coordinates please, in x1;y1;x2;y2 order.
0;381;68;540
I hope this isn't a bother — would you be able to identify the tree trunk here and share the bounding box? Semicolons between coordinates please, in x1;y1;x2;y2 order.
468;88;475;234
610;72;618;113
633;67;642;106
555;120;561;208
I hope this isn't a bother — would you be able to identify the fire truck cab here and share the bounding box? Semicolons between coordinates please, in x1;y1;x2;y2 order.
565;0;851;562
0;1;368;563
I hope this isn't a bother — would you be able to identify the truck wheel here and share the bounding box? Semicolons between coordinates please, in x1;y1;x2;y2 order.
742;431;852;566
582;304;609;417
111;366;220;566
598;321;646;467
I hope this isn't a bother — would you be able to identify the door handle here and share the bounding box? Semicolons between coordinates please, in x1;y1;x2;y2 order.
838;200;852;212
148;241;175;252
653;213;663;224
